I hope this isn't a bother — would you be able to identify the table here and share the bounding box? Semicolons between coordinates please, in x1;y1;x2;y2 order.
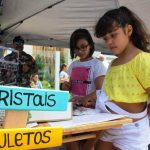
37;113;132;143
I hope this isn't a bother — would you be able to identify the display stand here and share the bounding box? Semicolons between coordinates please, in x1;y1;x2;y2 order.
0;86;133;150
0;86;68;149
3;110;28;128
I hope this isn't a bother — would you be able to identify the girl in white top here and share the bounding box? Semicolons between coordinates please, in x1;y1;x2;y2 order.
59;63;69;83
62;28;106;108
62;28;106;150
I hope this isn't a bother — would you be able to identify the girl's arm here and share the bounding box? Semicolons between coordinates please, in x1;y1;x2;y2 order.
61;77;71;91
94;75;105;90
75;75;105;108
86;75;105;107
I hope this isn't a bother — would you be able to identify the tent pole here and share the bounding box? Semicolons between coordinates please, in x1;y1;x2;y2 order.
114;0;120;8
55;51;60;90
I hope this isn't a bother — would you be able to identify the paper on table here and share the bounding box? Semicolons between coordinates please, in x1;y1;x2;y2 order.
73;107;99;116
49;113;126;128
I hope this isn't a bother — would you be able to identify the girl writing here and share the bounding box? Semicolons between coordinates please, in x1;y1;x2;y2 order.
62;28;106;108
62;28;106;150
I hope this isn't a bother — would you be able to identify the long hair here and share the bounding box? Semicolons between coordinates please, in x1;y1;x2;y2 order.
95;6;150;52
70;28;95;59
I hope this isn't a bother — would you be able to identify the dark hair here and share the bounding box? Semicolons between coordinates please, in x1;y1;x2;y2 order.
31;72;38;77
70;28;95;59
13;36;24;44
60;63;67;72
95;6;150;52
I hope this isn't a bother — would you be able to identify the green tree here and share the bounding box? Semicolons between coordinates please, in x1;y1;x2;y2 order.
35;55;45;80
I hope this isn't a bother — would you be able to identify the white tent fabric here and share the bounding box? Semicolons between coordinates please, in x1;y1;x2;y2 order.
0;0;150;54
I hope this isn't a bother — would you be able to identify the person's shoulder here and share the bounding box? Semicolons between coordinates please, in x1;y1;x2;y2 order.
132;52;150;69
60;70;65;74
37;80;42;84
2;53;17;62
72;60;79;64
92;58;100;63
69;60;79;67
4;53;14;59
140;51;150;58
91;58;104;66
22;51;35;60
135;51;150;62
134;52;150;76
141;52;150;63
22;51;32;57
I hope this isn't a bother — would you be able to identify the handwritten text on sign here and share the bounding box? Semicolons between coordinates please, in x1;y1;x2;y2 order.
0;86;68;111
0;127;63;149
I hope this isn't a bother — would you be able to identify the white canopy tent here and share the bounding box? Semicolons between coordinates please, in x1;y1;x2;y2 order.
0;0;149;54
0;0;150;90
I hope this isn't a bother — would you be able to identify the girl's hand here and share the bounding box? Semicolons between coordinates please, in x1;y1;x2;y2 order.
81;96;96;108
61;81;71;91
71;96;96;108
71;96;82;106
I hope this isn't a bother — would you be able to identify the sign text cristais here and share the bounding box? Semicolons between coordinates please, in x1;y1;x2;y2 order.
0;86;68;111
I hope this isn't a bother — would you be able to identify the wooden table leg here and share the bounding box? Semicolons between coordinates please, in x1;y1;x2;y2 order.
82;131;102;150
66;142;79;150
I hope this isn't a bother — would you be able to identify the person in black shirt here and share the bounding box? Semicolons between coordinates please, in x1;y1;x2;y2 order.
0;36;38;87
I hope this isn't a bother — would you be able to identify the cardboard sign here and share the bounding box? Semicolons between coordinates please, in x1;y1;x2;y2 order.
0;86;69;111
29;102;72;122
0;127;63;149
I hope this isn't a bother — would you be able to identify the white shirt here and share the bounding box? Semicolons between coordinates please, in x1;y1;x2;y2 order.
60;71;69;81
67;58;106;96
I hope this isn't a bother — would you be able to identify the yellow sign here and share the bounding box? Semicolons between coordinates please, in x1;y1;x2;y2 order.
0;127;63;149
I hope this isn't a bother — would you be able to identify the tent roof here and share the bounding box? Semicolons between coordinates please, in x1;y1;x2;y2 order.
0;0;150;54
